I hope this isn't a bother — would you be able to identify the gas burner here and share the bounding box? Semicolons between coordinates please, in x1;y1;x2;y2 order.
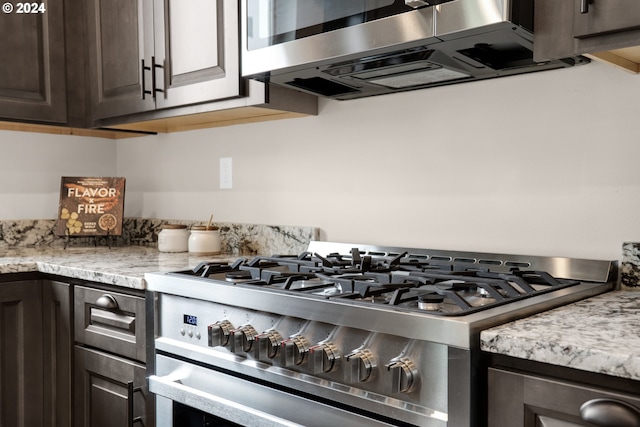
417;293;445;311
477;286;493;298
310;283;344;297
226;271;252;282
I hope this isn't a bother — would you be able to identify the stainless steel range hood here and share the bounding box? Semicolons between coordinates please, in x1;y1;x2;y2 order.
241;0;589;100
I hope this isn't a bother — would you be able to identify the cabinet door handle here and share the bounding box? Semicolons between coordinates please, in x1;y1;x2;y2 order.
127;381;143;427
580;0;592;13
580;398;640;427
141;59;152;99
151;56;164;98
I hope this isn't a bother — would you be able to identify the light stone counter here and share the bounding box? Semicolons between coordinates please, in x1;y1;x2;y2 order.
480;290;640;381
0;246;239;289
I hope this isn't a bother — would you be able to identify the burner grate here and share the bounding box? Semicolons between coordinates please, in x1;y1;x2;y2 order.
171;248;590;316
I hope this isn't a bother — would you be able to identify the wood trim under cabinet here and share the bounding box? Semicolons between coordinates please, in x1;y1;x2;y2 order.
109;107;312;133
0;121;154;139
585;47;640;73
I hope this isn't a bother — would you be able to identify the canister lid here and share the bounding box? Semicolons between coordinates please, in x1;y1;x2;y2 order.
161;224;188;229
191;225;219;231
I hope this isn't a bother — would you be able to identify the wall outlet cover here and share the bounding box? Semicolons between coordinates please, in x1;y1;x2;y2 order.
220;157;232;189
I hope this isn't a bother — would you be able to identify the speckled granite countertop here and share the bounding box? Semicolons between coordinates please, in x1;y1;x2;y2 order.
0;246;240;289
480;290;640;381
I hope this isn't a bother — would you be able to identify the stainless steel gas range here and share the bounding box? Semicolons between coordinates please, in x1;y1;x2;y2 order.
145;242;617;427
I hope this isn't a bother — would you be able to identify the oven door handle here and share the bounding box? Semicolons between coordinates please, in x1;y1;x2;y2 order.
148;374;305;427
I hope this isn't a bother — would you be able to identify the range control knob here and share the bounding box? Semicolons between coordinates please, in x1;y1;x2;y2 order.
230;324;258;354
309;342;339;373
208;320;234;347
254;330;283;361
385;357;418;393
280;336;310;366
345;349;376;382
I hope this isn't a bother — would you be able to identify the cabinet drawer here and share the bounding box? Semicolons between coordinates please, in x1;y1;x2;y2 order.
74;286;146;363
488;367;640;426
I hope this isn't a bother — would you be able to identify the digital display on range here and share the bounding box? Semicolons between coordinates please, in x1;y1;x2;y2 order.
183;314;198;326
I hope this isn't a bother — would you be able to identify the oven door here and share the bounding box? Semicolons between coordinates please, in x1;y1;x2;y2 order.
241;0;438;77
150;354;397;427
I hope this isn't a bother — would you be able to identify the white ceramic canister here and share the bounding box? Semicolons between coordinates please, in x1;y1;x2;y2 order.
158;224;189;252
188;226;221;255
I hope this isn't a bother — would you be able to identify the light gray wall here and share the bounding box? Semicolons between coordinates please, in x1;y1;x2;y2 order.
2;61;639;259
0;131;116;218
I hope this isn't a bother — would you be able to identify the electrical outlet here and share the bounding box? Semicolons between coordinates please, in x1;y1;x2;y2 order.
219;157;232;189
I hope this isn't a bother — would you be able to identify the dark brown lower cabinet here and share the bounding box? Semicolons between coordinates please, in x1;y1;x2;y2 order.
43;280;73;427
488;367;640;427
0;279;73;427
74;346;149;427
0;280;44;426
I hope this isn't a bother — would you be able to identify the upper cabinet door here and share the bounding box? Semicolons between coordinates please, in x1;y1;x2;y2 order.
153;0;241;109
573;0;640;39
0;0;67;123
87;0;241;122
86;0;156;120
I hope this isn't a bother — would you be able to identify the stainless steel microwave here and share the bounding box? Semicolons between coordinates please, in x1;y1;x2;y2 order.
240;0;588;100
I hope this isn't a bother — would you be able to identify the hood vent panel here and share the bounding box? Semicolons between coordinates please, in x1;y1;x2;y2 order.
366;67;471;88
458;42;540;70
287;78;360;97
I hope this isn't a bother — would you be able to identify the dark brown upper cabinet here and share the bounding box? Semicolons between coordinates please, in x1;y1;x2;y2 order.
86;0;241;122
0;0;315;136
154;0;240;109
535;0;640;73
0;0;67;123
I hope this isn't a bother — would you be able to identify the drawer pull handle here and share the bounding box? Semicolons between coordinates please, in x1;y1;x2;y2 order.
95;294;118;310
90;309;135;332
580;398;640;427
